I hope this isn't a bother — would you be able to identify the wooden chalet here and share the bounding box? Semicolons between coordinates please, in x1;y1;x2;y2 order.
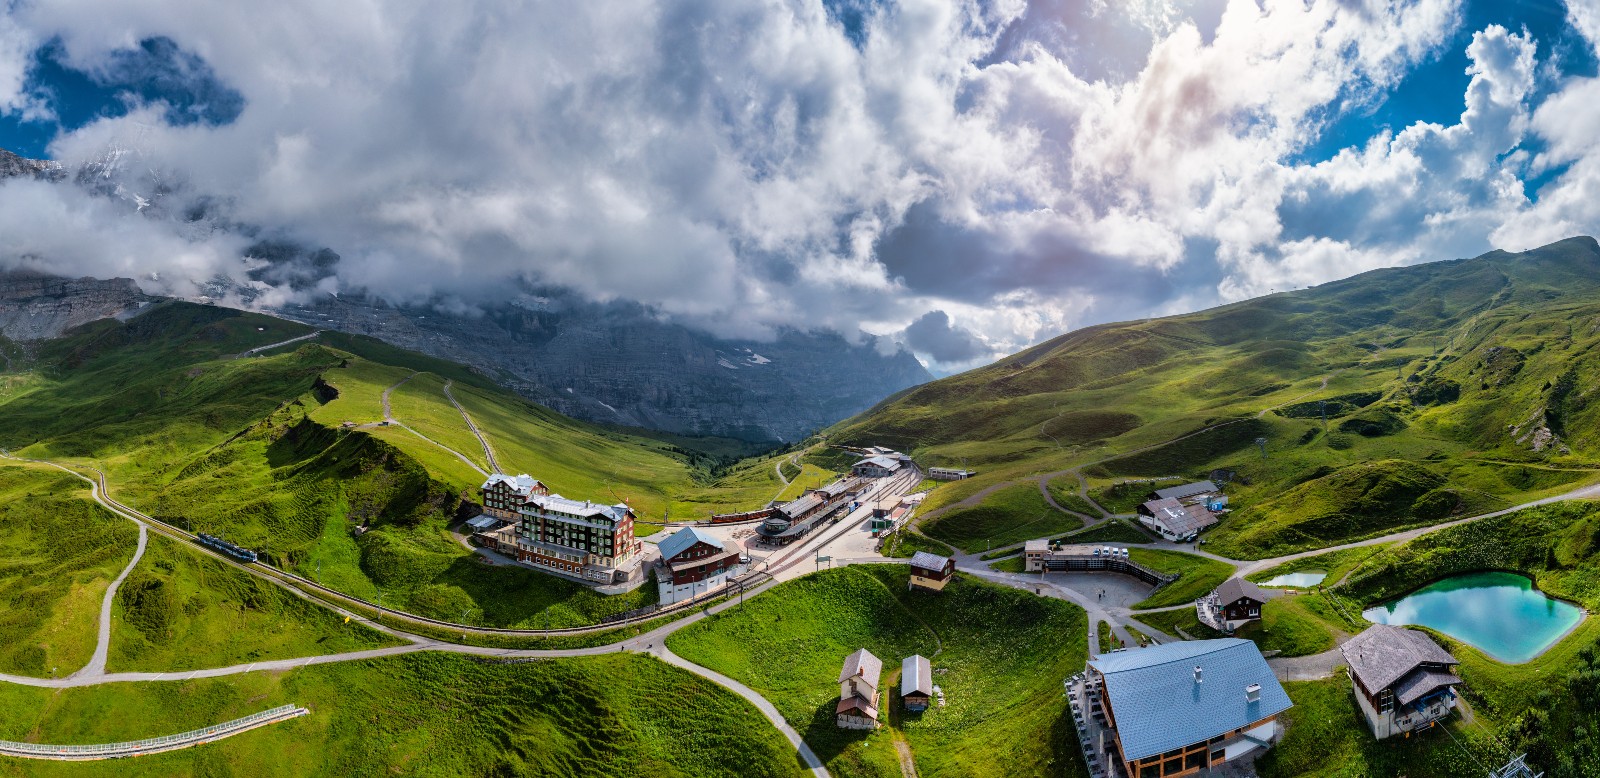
837;649;883;730
656;527;745;605
1341;625;1462;739
1198;578;1267;632
908;551;956;592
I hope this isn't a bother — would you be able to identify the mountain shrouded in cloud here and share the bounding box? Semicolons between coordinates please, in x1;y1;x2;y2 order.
2;0;1600;373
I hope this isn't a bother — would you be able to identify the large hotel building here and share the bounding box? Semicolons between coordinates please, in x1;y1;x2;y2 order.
476;474;643;583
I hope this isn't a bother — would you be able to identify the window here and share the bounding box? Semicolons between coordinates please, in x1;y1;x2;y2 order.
1211;750;1224;764
1185;750;1205;770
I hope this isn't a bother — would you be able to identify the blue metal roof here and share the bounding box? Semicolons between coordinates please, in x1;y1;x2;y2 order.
1087;639;1292;762
658;527;722;561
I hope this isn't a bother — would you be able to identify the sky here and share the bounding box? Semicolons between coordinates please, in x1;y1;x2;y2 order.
3;1;1600;374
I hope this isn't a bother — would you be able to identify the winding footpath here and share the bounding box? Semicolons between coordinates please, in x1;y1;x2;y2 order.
369;372;491;478
236;330;321;358
442;379;501;473
4;397;1599;770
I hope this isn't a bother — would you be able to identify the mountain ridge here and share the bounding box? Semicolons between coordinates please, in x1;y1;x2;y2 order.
0;145;932;443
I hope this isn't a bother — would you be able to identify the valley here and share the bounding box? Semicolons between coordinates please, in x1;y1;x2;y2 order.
0;239;1599;776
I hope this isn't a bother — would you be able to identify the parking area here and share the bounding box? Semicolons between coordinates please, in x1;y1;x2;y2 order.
1043;571;1155;610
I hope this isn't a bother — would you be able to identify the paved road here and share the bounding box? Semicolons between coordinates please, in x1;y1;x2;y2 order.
237;330;320;358
442;380;500;473
4;427;1596;768
657;647;831;777
76;520;146;680
1236;479;1600;578
369;373;492;477
12;459;150;680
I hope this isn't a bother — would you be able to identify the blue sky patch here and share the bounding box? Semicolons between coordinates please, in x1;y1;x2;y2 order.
1293;0;1596;172
0;36;244;159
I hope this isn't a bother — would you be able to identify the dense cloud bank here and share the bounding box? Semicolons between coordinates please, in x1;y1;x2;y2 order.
1;1;1599;372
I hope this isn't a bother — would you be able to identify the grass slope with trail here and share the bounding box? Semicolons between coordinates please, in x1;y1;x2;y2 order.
922;483;1081;553
109;533;403;673
827;237;1600;561
0;653;807;778
667;565;1089;778
0;466;137;677
0;301;802;630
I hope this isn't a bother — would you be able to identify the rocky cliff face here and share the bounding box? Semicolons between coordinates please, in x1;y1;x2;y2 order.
0;271;153;341
279;292;931;442
0;149;62;181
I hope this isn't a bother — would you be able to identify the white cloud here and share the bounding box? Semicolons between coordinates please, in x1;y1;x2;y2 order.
1;0;1595;365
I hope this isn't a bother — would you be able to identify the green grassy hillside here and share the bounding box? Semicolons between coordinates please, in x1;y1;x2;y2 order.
109;533;403;672
0;466;137;677
667;565;1089;778
0;302;796;629
1291;500;1600;778
0;653;806;777
837;237;1600;558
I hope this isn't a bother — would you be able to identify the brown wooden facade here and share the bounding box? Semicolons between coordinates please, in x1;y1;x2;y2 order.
663;540;741;586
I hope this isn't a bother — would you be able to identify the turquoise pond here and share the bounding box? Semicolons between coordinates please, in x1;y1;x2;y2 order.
1258;571;1326;588
1362;571;1584;663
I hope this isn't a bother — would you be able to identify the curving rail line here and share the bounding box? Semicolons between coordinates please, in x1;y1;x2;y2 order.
0;705;308;761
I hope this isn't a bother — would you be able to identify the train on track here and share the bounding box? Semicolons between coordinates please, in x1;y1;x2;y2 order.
195;533;259;563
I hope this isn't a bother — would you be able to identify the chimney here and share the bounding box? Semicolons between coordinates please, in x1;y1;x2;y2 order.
1246;683;1261;703
1193;665;1203;684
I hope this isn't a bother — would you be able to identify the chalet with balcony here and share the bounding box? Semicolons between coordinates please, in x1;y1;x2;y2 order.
837;648;883;730
1341;624;1462;739
1081;639;1292;777
1197;578;1268;633
656;527;745;605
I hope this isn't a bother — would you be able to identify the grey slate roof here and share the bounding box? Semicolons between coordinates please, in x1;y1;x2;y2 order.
1341;624;1458;693
1154;481;1220;501
481;473;542;495
658;527;722;562
465;515;502;530
855;455;906;471
1395;668;1463;707
1088;638;1291;762
909;551;952;572
1141;498;1218;535
526;493;630;522
1215;577;1267;605
901;655;932;697
839;648;883;688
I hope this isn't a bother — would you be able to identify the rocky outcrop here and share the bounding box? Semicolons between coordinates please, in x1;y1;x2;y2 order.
0;271;154;341
0;149;62;181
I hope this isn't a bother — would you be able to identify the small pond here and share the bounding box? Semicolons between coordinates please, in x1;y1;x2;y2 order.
1257;571;1326;588
1362;571;1584;663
